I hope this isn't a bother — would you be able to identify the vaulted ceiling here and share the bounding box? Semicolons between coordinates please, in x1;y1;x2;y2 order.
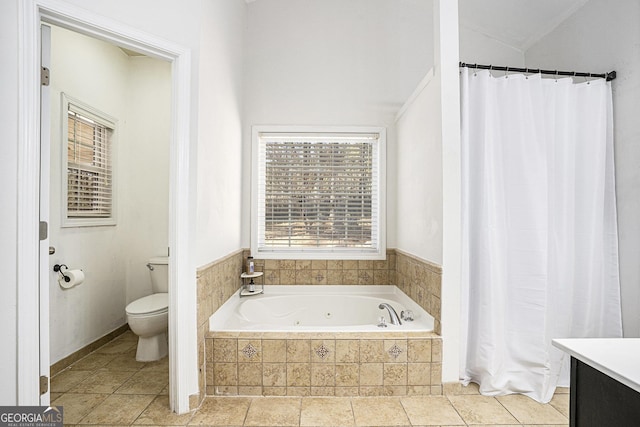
458;0;589;51
244;0;589;53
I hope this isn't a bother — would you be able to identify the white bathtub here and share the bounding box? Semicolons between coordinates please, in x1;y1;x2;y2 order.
209;285;434;332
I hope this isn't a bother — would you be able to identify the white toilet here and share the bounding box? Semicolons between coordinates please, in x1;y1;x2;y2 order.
126;256;169;361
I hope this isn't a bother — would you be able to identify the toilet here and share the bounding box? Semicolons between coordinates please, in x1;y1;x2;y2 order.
126;256;169;361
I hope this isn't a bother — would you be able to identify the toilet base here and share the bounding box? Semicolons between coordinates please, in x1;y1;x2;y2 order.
135;332;168;361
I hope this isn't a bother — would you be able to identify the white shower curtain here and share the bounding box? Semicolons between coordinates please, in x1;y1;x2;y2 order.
460;68;623;403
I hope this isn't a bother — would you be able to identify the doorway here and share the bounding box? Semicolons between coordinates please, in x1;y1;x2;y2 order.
18;0;193;413
46;21;171;401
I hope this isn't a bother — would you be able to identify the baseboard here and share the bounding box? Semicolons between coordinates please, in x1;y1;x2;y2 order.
50;324;130;376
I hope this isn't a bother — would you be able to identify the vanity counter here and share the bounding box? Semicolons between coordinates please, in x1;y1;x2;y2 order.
553;338;640;426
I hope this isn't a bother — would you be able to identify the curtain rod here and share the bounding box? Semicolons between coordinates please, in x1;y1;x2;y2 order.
459;62;617;81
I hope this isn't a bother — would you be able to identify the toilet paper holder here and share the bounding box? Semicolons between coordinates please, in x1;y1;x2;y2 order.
53;263;71;282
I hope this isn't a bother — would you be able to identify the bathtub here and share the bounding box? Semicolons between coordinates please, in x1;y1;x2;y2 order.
205;285;441;397
209;285;434;332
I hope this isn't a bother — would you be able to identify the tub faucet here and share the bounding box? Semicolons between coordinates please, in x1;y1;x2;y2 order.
378;303;402;325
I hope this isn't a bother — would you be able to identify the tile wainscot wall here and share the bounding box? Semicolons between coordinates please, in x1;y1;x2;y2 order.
195;249;442;402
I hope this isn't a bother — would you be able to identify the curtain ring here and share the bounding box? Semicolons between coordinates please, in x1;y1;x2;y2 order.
555;70;559;82
505;67;509;79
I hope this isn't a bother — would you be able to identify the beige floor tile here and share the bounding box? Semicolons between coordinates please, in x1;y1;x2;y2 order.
96;339;138;355
70;353;117;371
159;383;170;395
72;369;136;394
133;395;194;425
460;382;481;395
51;393;109;424
300;397;355;427
75;424;131;427
50;392;63;401
447;395;518;425
115;369;169;394
351;397;410;426
466;425;521;427
105;351;147;371
141;356;170;373
550;392;569;418
496;394;568;425
79;394;155;425
555;386;570;394
115;330;139;342
244;397;301;427
400;396;465;425
50;369;93;393
188;397;251;426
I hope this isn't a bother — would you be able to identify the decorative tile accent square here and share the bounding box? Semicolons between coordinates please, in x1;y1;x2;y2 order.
387;344;403;360
242;343;258;359
314;344;330;360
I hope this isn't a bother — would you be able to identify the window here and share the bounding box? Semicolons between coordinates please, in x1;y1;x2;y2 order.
62;94;116;227
252;126;386;259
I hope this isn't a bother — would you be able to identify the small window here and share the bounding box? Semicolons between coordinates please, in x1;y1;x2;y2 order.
252;126;386;259
62;94;116;227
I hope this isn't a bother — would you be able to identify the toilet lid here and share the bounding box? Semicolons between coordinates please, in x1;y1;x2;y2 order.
126;293;168;316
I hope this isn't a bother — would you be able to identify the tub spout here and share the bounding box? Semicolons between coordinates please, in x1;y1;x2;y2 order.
378;303;402;325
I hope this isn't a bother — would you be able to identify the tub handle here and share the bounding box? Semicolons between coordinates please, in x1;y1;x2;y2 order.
377;316;388;328
401;310;414;322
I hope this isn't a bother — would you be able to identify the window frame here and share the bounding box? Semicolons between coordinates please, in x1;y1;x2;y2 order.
61;93;117;228
251;125;386;260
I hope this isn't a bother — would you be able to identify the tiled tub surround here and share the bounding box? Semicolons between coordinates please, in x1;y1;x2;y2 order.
196;249;442;401
248;250;442;333
205;333;442;397
244;249;398;286
395;250;442;334
195;250;245;407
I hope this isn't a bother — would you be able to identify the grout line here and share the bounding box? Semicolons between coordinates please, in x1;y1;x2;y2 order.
492;396;524;425
444;393;471;427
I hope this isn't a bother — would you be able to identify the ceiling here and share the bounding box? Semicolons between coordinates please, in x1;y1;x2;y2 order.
244;0;589;52
458;0;589;51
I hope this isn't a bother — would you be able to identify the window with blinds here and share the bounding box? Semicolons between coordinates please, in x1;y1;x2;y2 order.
62;95;116;227
252;127;386;259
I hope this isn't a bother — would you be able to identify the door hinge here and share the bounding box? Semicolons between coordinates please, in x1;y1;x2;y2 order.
39;221;48;241
41;67;50;86
39;376;49;395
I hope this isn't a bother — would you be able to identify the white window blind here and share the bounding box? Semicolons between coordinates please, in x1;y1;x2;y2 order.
65;100;115;224
254;129;385;258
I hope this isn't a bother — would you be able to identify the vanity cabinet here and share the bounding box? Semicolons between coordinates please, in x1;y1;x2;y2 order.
553;339;640;427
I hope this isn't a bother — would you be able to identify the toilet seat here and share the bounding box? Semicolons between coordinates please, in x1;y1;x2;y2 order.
126;292;168;317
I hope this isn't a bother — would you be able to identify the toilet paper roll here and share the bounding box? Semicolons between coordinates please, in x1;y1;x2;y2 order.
59;269;85;289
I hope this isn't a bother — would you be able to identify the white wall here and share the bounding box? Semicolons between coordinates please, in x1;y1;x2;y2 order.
0;0;19;405
2;0;247;404
48;26;170;364
123;57;172;303
525;0;640;337
195;0;246;267
395;71;443;264
396;1;460;383
241;0;434;249
459;26;525;67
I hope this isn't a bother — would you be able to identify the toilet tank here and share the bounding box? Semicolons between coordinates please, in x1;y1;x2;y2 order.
148;256;169;293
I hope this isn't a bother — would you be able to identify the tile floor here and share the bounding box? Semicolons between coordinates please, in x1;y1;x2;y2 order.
51;331;570;426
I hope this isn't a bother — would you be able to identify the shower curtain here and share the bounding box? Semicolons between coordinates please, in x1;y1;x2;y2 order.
460;68;623;403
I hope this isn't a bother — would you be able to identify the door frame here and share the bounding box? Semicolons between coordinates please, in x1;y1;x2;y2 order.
18;0;193;413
